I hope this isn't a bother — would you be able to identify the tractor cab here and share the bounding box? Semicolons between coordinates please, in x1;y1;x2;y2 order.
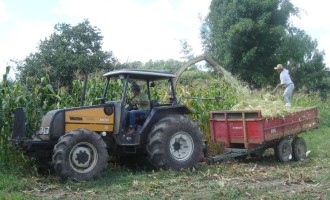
98;69;191;145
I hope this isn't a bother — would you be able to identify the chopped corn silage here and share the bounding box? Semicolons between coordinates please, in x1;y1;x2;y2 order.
231;99;308;118
215;63;251;100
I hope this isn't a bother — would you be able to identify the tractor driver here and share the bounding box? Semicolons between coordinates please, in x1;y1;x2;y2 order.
127;83;150;134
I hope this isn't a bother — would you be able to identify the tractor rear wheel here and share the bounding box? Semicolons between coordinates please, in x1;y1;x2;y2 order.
52;129;108;180
292;137;307;161
147;115;203;170
274;139;292;162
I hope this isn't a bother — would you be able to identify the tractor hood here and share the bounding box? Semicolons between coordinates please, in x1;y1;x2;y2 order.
37;109;65;141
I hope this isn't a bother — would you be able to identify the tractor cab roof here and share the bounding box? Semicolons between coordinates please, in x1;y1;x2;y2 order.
103;69;176;81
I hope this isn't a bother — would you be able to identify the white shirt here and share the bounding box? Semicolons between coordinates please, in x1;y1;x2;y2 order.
280;69;293;85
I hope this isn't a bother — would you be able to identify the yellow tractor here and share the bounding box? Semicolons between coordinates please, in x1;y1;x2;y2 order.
12;69;203;180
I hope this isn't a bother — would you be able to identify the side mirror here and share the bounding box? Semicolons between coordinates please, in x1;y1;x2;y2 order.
150;82;155;87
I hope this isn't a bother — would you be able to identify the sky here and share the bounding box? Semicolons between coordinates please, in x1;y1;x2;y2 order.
0;0;329;79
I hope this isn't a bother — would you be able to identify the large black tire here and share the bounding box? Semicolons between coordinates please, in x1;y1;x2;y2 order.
292;137;307;161
274;139;292;162
52;129;108;180
147;115;203;170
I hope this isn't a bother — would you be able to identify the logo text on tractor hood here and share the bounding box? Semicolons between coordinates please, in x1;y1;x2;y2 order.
70;116;83;121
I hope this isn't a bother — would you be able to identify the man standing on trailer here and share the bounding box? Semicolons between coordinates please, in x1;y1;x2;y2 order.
274;64;295;107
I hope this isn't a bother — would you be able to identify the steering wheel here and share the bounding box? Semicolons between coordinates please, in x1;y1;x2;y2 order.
126;97;138;111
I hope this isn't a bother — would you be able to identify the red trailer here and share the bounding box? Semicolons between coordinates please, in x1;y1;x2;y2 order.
209;107;319;163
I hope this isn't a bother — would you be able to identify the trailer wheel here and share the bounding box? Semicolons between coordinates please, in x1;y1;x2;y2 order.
292;137;307;161
147;115;203;170
52;129;108;180
274;139;292;162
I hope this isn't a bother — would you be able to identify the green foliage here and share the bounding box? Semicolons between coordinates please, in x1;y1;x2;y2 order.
202;0;297;87
293;91;330;127
0;68;60;169
0;172;26;199
178;69;213;86
179;39;195;61
176;74;239;141
15;20;118;89
276;28;329;95
123;59;183;73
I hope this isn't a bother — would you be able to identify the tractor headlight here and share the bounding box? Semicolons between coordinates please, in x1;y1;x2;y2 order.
38;127;50;135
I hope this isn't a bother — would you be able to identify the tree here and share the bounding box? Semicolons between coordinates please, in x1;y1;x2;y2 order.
201;0;298;87
16;20;118;89
179;39;194;61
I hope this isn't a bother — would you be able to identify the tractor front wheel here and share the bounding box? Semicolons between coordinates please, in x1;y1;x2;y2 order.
52;129;108;180
147;115;203;170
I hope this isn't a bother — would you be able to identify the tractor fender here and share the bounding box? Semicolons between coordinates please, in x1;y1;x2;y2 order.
139;105;193;144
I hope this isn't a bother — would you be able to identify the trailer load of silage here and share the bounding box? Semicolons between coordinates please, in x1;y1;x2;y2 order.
231;99;308;118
